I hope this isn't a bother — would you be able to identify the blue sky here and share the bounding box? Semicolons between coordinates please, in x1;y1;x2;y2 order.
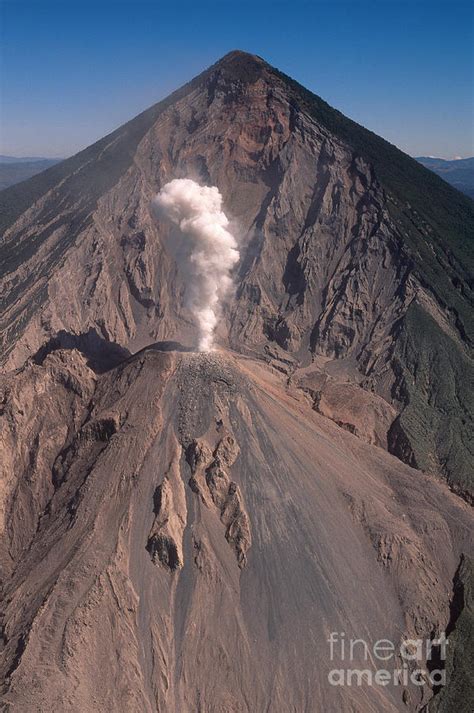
0;0;472;158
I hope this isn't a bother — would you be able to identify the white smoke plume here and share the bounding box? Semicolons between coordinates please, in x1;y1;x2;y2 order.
152;179;239;351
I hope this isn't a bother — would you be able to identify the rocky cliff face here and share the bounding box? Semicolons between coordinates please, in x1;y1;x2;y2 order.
0;51;473;711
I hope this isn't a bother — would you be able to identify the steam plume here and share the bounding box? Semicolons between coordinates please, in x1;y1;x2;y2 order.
152;179;239;351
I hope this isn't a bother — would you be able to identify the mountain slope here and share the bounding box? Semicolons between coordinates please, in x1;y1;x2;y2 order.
1;51;472;496
1;345;472;712
1;50;474;711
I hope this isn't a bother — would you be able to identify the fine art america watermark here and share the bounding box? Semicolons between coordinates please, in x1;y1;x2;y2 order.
327;632;448;688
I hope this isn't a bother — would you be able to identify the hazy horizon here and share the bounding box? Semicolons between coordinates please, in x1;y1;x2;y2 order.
2;150;474;162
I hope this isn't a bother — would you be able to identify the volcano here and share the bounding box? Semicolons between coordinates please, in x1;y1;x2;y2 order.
0;51;473;712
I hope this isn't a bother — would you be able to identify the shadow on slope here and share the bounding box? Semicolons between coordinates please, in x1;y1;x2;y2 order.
32;328;131;374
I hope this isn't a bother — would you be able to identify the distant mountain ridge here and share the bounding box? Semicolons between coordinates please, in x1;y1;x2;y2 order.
0;155;62;164
416;156;474;199
0;156;63;190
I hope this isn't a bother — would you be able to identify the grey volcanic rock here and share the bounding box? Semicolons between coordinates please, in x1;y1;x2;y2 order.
0;347;472;712
187;431;251;568
0;51;474;711
1;51;472;495
146;446;186;571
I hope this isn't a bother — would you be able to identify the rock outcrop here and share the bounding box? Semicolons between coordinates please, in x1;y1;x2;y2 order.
147;436;187;571
186;432;251;568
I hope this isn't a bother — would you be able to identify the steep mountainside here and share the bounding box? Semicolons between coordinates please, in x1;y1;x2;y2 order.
0;51;473;712
1;51;472;497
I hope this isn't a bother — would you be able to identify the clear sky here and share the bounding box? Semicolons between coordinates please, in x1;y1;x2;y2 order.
0;0;472;159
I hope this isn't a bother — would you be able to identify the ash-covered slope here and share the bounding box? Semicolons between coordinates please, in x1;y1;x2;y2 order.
0;345;472;712
1;51;472;495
